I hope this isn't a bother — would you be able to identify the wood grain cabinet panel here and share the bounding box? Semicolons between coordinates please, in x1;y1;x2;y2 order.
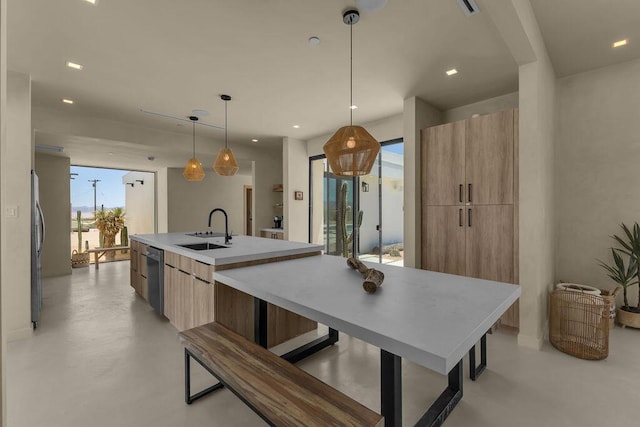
215;282;255;341
176;269;195;331
163;265;177;322
423;206;466;275
422;120;466;206
164;251;179;268
465;110;514;205
465;205;514;284
193;278;215;326
420;109;519;331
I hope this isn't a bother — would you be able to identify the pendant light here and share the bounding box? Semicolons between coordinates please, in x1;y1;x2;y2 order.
213;94;239;176
183;116;206;181
323;9;380;177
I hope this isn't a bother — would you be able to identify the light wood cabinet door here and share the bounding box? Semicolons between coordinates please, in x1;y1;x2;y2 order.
465;110;514;205
423;206;466;275
422;120;466;206
215;282;254;341
465;205;514;283
176;269;194;331
163;265;176;322
193;278;215;327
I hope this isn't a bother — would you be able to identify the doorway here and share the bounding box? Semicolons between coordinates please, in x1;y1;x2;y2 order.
70;166;156;263
309;139;404;263
244;185;253;236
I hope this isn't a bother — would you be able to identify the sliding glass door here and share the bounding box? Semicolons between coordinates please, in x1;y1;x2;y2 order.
309;139;404;265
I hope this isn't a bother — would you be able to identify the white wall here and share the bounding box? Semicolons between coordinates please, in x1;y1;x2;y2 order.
123;171;155;235
1;71;31;341
156;168;168;233
0;2;7;420
514;0;557;349
443;92;519;123
252;146;283;235
282;138;308;242
166;168;251;234
402;97;443;268
555;58;640;308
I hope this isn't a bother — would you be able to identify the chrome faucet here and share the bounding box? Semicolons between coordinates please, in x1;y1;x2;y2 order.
208;208;232;245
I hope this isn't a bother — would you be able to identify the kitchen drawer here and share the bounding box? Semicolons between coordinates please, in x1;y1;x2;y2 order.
165;251;179;268
178;254;193;273
192;260;213;283
139;253;148;277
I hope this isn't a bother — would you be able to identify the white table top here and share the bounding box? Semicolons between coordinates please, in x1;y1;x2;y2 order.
213;255;520;375
131;233;321;266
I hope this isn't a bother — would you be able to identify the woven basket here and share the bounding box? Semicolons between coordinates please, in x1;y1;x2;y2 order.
549;290;610;360
71;250;90;268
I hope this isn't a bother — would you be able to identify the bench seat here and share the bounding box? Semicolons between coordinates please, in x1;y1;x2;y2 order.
179;321;384;427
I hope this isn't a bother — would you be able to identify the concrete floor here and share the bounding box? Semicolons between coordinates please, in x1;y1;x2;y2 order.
7;261;640;426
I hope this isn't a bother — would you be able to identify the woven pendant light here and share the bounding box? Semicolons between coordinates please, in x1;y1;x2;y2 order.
323;9;380;176
213;95;239;176
183;116;205;181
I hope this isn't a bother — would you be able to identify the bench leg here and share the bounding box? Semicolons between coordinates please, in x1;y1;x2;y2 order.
94;252;99;270
184;349;224;404
469;333;487;381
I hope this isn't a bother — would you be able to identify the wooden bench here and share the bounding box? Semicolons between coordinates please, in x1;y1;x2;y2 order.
178;322;384;427
86;246;130;270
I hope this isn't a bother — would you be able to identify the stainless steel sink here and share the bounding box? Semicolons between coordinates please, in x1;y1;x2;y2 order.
178;242;227;251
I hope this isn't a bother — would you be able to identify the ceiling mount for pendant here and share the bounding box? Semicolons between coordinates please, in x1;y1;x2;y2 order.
343;9;360;25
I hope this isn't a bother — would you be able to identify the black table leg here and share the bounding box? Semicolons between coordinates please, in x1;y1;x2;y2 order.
381;349;402;427
469;333;487;381
415;360;463;427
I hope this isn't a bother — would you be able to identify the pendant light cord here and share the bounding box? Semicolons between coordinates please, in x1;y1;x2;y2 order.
350;21;353;127
192;119;196;157
224;100;228;149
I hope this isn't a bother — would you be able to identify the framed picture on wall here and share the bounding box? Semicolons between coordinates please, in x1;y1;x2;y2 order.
294;191;303;201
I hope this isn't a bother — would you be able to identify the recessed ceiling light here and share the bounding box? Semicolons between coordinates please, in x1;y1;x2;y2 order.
66;61;83;70
192;109;209;117
612;39;628;48
84;0;98;5
292;125;300;129
308;36;321;46
251;139;259;143
349;105;358;110
446;68;458;76
62;98;74;104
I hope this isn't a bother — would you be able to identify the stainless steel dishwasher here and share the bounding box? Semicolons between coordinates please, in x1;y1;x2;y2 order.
146;246;164;316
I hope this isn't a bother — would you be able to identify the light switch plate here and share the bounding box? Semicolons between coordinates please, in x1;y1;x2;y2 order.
5;206;18;217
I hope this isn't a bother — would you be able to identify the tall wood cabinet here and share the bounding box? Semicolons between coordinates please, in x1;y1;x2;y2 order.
421;109;519;330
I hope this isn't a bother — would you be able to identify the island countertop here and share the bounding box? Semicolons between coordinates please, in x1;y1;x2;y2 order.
130;233;322;266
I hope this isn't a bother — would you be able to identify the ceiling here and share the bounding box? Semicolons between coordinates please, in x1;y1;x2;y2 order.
8;0;640;165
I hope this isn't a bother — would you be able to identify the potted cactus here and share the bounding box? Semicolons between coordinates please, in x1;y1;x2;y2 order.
600;223;640;328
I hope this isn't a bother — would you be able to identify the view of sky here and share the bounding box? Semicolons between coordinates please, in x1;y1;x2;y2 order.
382;142;403;155
70;166;128;210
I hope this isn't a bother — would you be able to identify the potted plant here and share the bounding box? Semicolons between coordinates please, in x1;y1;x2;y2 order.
94;207;125;260
601;222;640;328
598;248;638;328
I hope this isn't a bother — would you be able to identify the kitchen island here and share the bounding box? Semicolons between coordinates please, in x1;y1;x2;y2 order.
130;233;322;347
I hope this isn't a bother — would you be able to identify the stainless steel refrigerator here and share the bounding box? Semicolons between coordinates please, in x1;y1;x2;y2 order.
31;170;45;328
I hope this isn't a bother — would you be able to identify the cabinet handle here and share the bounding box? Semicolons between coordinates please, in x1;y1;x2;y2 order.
458;208;463;227
468;208;472;227
459;184;463;203
468;183;472;203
